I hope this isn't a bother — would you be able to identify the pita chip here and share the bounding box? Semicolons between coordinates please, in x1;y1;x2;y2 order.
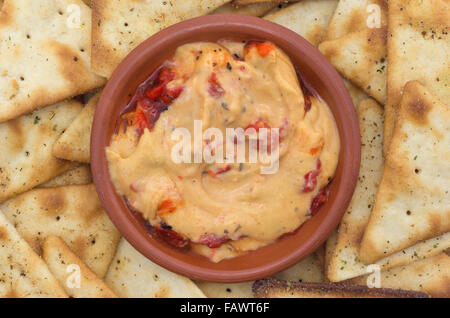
343;79;369;108
212;2;278;16
0;100;82;203
319;27;387;104
0;184;121;278
196;281;254;298
38;165;92;188
264;0;338;47
105;238;205;298
53;91;101;163
42;235;117;298
92;0;229;78
0;211;67;298
325;0;387;41
350;252;450;298
252;279;428;298
360;81;450;264
274;253;324;283
383;0;450;155
234;0;295;5
0;0;105;123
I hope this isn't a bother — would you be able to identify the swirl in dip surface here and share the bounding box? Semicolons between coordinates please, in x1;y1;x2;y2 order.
106;40;340;262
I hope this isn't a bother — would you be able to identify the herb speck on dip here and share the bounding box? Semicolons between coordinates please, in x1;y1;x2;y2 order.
106;40;340;262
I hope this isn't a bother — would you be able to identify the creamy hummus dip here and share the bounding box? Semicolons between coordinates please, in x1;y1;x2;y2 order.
106;40;340;262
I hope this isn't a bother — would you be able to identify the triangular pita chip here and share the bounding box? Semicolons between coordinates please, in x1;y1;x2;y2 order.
383;0;450;155
38;165;92;188
0;100;82;202
91;0;229;78
105;238;205;298
264;0;338;47
325;0;387;40
0;211;67;298
252;279;428;298
42;235;118;298
360;81;450;264
319;27;387;104
212;2;278;16
349;252;450;298
53;91;101;163
0;0;105;123
0;184;121;278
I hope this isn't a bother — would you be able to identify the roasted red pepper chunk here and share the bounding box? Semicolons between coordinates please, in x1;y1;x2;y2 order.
245;119;271;132
302;159;322;193
309;185;330;216
157;199;177;216
196;233;230;248
208;72;225;98
208;164;231;178
154;224;188;248
244;41;275;58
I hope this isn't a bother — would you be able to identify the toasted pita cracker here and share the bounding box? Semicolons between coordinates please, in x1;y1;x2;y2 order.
53;91;101;163
0;184;121;278
0;0;105;123
325;0;387;40
383;0;450;155
196;281;254;298
360;81;450;264
0;100;82;202
212;2;278;16
264;0;338;47
105;238;205;298
319;27;387;104
92;0;228;78
252;279;428;298
0;211;67;298
343;79;369;108
274;253;324;283
324;229;338;280
38;165;92;188
42;235;117;298
350;252;450;298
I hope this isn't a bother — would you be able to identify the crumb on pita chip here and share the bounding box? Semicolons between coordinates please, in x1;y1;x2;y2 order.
212;2;278;16
91;0;229;78
195;281;254;298
105;238;205;298
0;184;121;278
0;100;82;202
360;81;450;264
383;0;450;155
53;91;102;163
38;165;92;188
0;0;105;123
264;0;338;47
319;27;387;104
325;0;387;40
349;252;450;298
0;211;67;298
42;235;118;298
252;279;428;298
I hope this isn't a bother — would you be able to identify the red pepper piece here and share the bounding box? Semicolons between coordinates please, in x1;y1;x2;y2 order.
154;224;188;248
302;159;322;193
309;186;330;216
196;233;230;248
208;72;225;98
157;199;177;216
244;41;275;58
208;164;231;178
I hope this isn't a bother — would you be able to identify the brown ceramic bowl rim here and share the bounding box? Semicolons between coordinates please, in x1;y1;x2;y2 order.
91;14;360;283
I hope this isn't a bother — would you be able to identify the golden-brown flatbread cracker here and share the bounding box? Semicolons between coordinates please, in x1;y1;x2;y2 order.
0;184;121;278
0;100;82;203
42;235;118;298
325;0;387;40
105;238;205;298
53;91;101;163
0;0;105;123
360;81;450;264
0;211;67;298
349;252;450;298
383;0;450;155
212;2;278;16
38;165;92;188
252;279;428;298
264;0;338;47
319;27;387;104
92;0;229;78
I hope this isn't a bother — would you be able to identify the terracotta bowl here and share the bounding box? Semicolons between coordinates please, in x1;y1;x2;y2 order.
91;14;360;283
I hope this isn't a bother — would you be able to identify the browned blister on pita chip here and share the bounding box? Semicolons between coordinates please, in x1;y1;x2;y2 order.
360;81;450;264
252;279;428;298
0;0;105;123
264;0;338;47
212;2;278;16
319;27;387;104
53;91;102;163
38;165;92;188
325;0;387;40
0;211;68;298
383;0;450;155
42;235;118;298
0;184;121;278
0;100;83;202
91;0;229;78
234;0;295;5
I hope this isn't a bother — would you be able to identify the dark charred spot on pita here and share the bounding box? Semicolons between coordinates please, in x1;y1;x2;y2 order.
406;95;430;125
